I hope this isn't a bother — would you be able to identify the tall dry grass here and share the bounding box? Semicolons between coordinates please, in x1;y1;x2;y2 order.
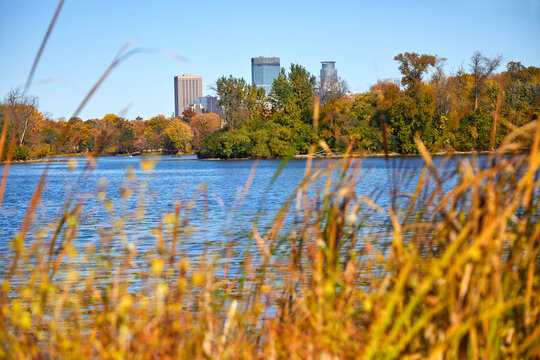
1;1;539;356
0;109;539;359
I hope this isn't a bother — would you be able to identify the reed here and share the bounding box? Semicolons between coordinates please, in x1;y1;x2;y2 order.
0;109;538;359
1;2;538;356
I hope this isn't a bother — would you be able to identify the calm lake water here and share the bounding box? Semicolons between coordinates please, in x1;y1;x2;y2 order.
0;155;468;262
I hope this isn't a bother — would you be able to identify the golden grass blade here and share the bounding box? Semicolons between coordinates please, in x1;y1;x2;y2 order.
23;0;65;93
318;139;333;156
0;140;15;209
489;74;505;150
72;46;185;118
380;114;389;159
239;160;258;207
312;96;320;131
0;106;10;161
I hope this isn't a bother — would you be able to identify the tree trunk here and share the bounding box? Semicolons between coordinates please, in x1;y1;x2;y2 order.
19;119;31;146
474;85;479;111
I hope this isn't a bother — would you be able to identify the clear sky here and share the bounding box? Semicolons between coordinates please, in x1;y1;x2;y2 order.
1;0;539;120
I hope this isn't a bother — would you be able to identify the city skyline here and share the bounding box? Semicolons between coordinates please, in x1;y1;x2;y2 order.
1;1;539;120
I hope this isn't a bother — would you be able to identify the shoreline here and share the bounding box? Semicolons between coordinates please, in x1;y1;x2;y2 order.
1;149;528;165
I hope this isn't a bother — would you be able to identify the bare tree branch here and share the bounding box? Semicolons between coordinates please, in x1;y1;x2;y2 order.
469;51;502;110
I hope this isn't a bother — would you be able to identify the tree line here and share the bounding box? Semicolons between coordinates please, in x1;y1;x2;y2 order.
0;95;221;160
201;52;539;158
1;51;539;160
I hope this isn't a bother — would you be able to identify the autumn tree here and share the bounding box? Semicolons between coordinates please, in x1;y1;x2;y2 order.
60;117;98;153
319;93;379;153
469;51;502;110
190;113;221;149
394;52;440;93
93;114;119;153
144;115;169;151
2;89;41;146
89;113;133;154
163;119;194;154
114;117;136;154
60;117;81;152
506;61;540;82
181;108;196;122
131;118;147;152
390;53;440;152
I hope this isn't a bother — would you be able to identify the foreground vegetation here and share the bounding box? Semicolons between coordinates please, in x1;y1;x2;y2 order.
0;100;539;358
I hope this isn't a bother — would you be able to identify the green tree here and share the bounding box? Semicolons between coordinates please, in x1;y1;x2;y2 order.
215;75;250;129
270;64;316;123
13;144;29;160
504;62;540;126
198;129;253;159
244;84;267;119
250;129;271;158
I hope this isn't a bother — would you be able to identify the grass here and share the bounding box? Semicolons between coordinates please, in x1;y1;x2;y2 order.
0;115;539;359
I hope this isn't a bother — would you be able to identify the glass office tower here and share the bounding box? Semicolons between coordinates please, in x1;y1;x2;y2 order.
251;56;280;93
320;61;337;92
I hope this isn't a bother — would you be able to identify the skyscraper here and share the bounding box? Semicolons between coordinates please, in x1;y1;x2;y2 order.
193;95;219;114
174;75;202;117
320;61;338;92
251;56;280;93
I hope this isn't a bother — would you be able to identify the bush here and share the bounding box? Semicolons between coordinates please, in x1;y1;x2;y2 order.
30;143;53;158
13;144;29;160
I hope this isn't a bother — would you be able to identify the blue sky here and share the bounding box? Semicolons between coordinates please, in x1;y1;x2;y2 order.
1;0;539;120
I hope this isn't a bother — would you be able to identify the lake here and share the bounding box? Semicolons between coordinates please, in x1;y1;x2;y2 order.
0;155;468;266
